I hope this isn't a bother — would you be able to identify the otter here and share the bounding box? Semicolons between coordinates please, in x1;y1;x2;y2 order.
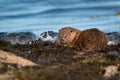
59;27;108;53
76;28;108;53
59;27;81;47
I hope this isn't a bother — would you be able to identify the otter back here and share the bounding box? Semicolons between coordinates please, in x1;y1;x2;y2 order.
76;28;108;52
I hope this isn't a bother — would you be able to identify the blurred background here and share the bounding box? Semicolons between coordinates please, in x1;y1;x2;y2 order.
0;0;120;33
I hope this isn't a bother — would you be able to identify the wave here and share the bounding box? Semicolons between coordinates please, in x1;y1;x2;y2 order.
0;0;120;33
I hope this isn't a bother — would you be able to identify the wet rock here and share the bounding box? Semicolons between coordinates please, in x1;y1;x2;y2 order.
0;32;7;38
40;31;58;43
0;32;37;44
107;32;120;45
108;51;120;55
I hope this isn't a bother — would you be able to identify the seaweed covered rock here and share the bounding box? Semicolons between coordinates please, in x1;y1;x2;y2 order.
59;27;81;47
77;28;108;53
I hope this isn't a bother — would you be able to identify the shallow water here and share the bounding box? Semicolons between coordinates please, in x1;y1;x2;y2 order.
0;0;120;33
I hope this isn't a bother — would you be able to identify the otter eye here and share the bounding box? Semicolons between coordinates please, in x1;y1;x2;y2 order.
70;30;72;32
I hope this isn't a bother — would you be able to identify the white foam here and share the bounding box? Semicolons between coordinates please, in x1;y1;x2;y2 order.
39;31;58;43
107;32;120;45
107;41;118;45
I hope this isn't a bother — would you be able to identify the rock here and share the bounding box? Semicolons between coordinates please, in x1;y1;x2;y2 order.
0;32;7;38
0;32;37;44
103;65;118;79
59;27;81;47
0;74;15;80
40;31;58;43
0;50;39;67
77;28;108;53
107;32;120;45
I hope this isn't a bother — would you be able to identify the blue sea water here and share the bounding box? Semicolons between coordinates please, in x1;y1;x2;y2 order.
0;0;120;33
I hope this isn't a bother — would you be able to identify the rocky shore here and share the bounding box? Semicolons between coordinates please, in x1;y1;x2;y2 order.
0;31;120;45
0;28;120;80
0;36;120;80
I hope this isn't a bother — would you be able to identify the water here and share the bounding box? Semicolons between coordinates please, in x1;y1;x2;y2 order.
0;0;120;33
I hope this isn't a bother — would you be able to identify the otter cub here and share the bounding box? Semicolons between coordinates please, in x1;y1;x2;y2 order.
76;28;108;53
59;27;81;47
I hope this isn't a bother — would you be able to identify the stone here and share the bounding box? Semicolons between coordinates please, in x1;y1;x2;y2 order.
103;65;118;79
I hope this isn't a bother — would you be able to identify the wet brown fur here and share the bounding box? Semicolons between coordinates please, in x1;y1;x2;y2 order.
76;28;108;53
59;27;108;53
59;27;81;47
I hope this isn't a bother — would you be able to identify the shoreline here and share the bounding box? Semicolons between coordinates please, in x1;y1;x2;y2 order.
0;31;120;45
0;33;119;80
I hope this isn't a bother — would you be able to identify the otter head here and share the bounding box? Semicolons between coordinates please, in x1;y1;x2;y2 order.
59;27;81;46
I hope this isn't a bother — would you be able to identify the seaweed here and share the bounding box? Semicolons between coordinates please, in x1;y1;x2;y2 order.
0;40;120;80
